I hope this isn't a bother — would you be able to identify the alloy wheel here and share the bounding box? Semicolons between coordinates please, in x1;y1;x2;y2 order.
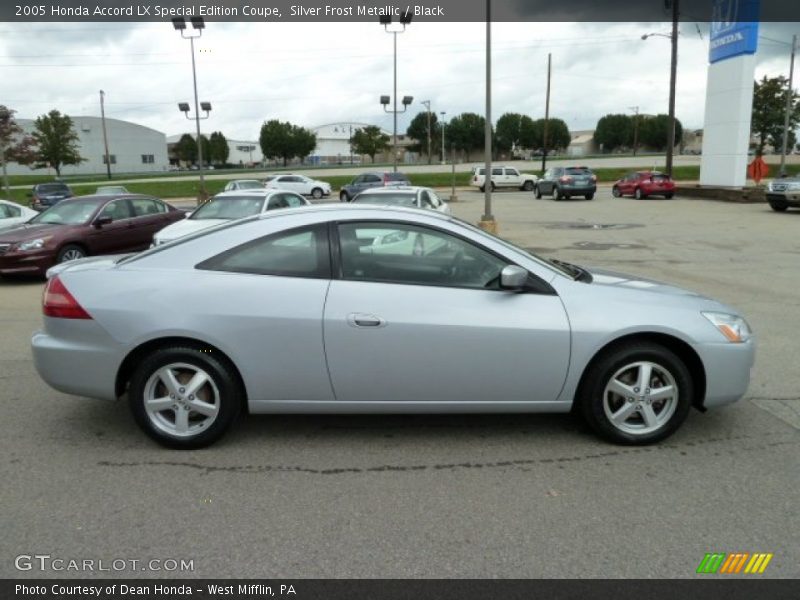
602;361;678;436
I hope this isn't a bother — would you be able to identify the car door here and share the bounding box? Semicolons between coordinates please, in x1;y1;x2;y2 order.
540;169;553;194
504;168;520;188
86;198;138;254
323;221;571;404
130;197;173;248
363;173;383;192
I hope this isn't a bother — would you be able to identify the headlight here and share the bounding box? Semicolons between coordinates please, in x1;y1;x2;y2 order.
17;238;48;251
702;312;752;343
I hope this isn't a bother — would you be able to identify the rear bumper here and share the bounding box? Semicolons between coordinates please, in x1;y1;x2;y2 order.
641;186;675;195
561;185;597;195
695;339;756;408
31;319;126;400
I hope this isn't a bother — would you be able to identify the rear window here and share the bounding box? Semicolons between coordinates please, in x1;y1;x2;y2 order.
352;193;417;207
37;183;69;193
565;168;592;176
384;173;409;182
651;173;671;181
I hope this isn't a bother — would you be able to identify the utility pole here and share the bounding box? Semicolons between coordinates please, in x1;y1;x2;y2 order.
99;90;112;180
780;34;797;177
440;111;446;163
421;100;432;164
479;0;496;233
665;0;679;177
629;105;640;156
349;124;353;165
541;53;552;173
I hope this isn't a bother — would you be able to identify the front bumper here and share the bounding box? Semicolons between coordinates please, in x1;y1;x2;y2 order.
766;192;800;207
695;339;756;408
0;248;53;276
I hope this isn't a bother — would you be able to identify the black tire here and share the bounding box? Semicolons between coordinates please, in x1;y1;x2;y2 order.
578;342;692;445
311;187;323;200
535;185;543;199
522;180;535;191
479;186;485;193
552;185;561;201
56;244;86;263
490;181;496;192
664;192;674;199
339;191;350;202
769;201;788;212
634;187;646;200
128;346;243;449
585;193;595;200
612;185;622;198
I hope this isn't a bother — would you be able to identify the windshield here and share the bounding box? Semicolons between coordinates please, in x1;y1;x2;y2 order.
190;196;265;220
37;184;69;193
30;199;98;225
352;193;417;207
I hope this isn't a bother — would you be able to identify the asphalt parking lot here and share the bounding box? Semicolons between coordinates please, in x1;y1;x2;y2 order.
2;187;798;579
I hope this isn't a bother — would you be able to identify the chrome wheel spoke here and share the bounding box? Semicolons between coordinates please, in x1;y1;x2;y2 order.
608;379;635;399
185;371;209;397
157;367;181;397
641;404;659;428
636;363;653;392
145;395;173;412
174;407;190;433
611;402;638;425
649;385;675;402
189;398;218;417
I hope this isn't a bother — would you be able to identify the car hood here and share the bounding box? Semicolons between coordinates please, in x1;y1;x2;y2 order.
587;267;711;300
154;218;228;242
0;222;70;243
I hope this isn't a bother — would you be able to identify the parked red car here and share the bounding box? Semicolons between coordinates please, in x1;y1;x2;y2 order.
0;194;185;277
612;171;676;199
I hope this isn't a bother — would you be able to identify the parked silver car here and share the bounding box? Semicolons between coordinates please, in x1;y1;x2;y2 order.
32;205;755;448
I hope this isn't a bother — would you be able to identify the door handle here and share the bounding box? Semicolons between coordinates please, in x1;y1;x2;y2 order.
347;313;386;328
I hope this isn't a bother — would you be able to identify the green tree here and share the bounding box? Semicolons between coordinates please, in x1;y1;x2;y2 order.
208;131;229;165
0;106;36;193
406;111;441;163
751;75;800;155
289;125;317;163
447;112;486;161
31;110;84;176
639;114;683;151
176;133;197;163
259;120;295;166
540;117;571;152
594;114;634;151
351;126;390;163
495;112;536;155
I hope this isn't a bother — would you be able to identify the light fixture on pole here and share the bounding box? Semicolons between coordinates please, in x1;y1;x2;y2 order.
380;11;413;172
173;15;209;203
642;0;680;177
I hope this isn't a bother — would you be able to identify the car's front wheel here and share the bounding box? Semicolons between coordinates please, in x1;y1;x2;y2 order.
311;187;323;200
129;346;243;449
522;180;535;191
552;185;562;201
578;342;692;445
339;191;350;202
769;200;788;212
535;185;543;199
612;185;622;198
634;187;646;200
57;244;86;263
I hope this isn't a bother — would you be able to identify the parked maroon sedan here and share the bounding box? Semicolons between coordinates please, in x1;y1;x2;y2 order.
612;171;676;199
0;194;184;277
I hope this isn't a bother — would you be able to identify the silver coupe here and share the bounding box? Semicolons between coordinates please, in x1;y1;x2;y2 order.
32;205;755;448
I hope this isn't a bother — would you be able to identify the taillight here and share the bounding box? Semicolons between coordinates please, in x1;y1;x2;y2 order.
43;276;92;319
559;176;573;184
591;175;597;183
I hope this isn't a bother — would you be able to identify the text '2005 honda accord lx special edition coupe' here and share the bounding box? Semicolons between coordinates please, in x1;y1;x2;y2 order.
31;205;755;448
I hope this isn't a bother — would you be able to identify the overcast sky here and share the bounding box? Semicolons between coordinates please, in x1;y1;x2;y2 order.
1;21;797;140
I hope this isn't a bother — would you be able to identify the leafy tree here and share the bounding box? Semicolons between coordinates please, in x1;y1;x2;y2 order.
31;110;84;176
289;125;317;163
447;112;486;161
208;131;229;165
176;133;197;163
0;106;36;192
638;114;683;151
594;114;634;151
406;111;441;162
351;125;390;163
751;75;800;155
495;112;535;155
540;117;571;151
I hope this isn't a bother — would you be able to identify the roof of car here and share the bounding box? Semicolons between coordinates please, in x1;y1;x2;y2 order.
213;189;295;198
355;186;426;194
64;193;161;203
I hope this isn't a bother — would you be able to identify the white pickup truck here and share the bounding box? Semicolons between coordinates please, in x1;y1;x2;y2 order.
470;166;539;192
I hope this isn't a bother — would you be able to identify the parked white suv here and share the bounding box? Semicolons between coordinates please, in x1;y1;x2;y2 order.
470;166;539;192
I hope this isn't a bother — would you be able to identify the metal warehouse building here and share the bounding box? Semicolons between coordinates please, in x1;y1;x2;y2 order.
6;116;169;176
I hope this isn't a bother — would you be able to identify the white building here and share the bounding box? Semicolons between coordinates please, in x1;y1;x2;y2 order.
309;122;393;165
6;116;168;176
166;134;263;167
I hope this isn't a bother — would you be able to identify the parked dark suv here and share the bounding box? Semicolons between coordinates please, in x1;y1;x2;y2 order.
339;172;410;202
535;166;597;200
29;182;74;211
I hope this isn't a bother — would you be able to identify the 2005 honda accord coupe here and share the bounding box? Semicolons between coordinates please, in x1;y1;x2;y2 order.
32;205;755;448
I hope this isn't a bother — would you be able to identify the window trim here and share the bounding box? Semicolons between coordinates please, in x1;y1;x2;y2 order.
195;223;332;280
332;219;555;295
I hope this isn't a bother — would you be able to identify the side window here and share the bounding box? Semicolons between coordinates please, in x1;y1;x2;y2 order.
0;204;9;218
267;194;290;210
352;175;364;184
284;194;306;208
491;168;503;176
420;191;432;207
338;222;508;290
130;198;160;217
544;169;552;179
99;199;132;221
505;168;519;176
153;200;168;214
197;225;330;278
428;191;442;208
366;174;382;183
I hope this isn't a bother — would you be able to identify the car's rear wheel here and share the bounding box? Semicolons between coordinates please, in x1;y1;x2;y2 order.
552;186;562;201
578;343;692;445
522;180;535;191
339;191;350;202
535;185;543;199
57;244;86;263
634;187;646;200
129;346;242;449
585;193;595;200
769;200;788;212
612;185;622;198
311;187;323;200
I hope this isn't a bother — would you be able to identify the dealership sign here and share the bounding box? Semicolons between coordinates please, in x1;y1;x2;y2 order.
709;0;760;63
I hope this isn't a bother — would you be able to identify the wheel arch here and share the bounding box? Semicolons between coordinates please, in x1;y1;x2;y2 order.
574;332;707;411
115;336;249;409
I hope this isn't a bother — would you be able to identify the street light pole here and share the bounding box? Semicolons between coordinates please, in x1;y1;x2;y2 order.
629;105;640;156
780;34;797;177
440;111;446;164
480;0;496;233
666;0;679;177
99;90;112;180
380;12;412;172
421;100;432;164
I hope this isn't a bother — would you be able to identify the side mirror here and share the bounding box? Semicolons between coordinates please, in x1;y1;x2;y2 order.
94;215;113;228
500;265;529;291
